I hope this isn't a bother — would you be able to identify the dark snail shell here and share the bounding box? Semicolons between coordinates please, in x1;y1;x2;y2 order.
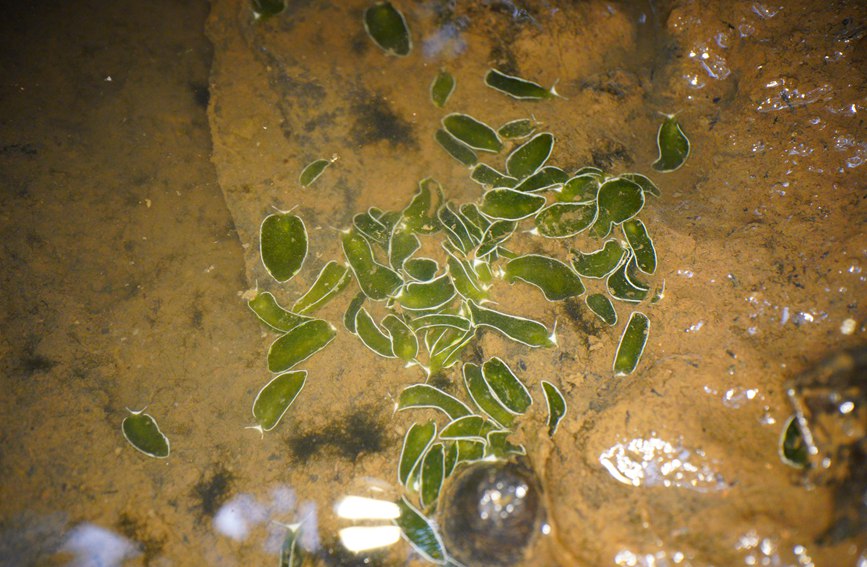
439;459;544;566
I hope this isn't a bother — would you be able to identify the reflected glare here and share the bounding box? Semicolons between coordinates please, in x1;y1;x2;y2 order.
338;525;402;553
334;496;400;520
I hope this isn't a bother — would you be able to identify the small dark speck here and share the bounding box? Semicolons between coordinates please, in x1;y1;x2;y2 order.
191;83;210;109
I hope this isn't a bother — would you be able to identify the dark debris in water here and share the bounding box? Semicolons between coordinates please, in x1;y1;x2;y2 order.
286;408;389;464
591;140;633;171
191;465;234;518
116;512;165;560
350;95;415;148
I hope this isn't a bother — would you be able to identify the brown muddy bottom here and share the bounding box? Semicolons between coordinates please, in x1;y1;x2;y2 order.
0;0;864;566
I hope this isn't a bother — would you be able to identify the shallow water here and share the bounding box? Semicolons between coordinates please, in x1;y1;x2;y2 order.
0;0;864;566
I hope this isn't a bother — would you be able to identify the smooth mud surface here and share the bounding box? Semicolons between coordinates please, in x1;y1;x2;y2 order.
1;1;864;565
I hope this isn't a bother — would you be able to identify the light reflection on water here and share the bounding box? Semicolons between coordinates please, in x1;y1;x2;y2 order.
599;435;727;492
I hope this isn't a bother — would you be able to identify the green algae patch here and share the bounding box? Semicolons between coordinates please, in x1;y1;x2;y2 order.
541;381;566;437
122;410;170;458
354;307;396;358
479;188;545;220
514;166;568;192
572;240;626;279
534;202;597;238
557;174;599;202
463;363;516;428
430;70;455;108
442;113;503;153
504;254;585;301
395;497;446;563
363;2;411;57
613;311;650;376
267;319;336;372
260;213;307;283
589;177;645;239
382;314;419;363
620;172;661;197
470;163;517;188
440;415;493;442
399;421;436;485
435;129;477;167
403;257;438;281
402;178;444;234
468;300;555;348
779;415;808;468
342;229;403;301
622;219;657;274
292;261;351;314
298;157;333;187
506;132;554;179
606;257;649;303
252;370;306;431
248;291;311;332
498;118;536;139
586;293;617;325
482;357;532;414
485;69;555;100
397;274;455;311
420;442;445;509
652;115;690;172
477;220;516;258
398;384;472;420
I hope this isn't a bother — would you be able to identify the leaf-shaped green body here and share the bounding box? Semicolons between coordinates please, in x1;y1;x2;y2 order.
613;311;650;376
260;213;307;283
485;69;553;100
252;370;306;431
652;115;690;172
498;118;536;139
399;421;436;485
382;314;419;363
292;261;351;314
463;363;516;428
248;291;311;333
479;188;546;220
395;497;446;563
442;113;503;153
556;174;600;202
403;178;444;234
354;307;395;358
397;274;455;311
572;239;626;278
535;202;597;238
504;254;585;301
420;443;445;509
482;357;532;414
541;381;567;437
589;177;645;238
299;158;331;187
435;129;477;166
122;411;170;458
342;229;403;300
467;300;555;348
267;319;336;372
506;133;554;179
363;2;411;56
430;70;455;108
586;293;617;325
514;166;568;192
470;163;517;188
398;384;472;420
606;258;649;303
622;219;657;274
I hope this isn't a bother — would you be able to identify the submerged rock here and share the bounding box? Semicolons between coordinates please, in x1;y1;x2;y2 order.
440;459;544;566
